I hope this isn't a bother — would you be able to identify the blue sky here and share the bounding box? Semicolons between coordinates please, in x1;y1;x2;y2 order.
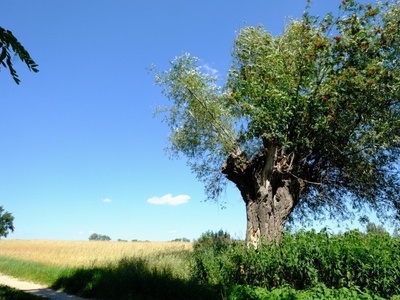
1;0;376;241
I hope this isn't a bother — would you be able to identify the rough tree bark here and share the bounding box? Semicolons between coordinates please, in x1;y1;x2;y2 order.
222;134;305;244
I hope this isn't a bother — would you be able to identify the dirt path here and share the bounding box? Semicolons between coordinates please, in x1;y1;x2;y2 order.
0;273;90;300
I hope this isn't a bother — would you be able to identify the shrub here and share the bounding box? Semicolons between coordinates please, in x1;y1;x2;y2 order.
190;228;400;298
191;229;239;286
193;229;234;252
227;283;390;300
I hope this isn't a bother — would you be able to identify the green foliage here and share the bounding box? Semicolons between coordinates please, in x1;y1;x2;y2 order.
228;283;391;300
154;54;238;200
193;229;234;251
2;232;400;299
190;229;400;299
0;206;14;238
154;0;400;225
190;229;241;288
88;233;111;241
0;26;39;84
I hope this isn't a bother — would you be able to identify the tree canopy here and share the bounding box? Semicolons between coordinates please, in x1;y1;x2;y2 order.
155;0;400;234
0;206;14;238
0;26;39;84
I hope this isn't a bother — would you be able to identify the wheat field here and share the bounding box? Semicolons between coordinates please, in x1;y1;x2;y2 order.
0;240;193;267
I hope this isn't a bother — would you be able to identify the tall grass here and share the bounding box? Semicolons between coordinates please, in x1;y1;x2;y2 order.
191;228;400;299
51;255;219;300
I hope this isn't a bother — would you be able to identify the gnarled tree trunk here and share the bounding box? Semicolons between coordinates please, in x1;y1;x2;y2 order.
222;135;305;244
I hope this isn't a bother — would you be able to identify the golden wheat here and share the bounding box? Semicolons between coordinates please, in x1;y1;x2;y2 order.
0;240;192;267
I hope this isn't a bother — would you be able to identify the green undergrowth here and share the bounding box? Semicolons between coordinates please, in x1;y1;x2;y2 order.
192;228;400;299
1;229;400;299
227;284;400;300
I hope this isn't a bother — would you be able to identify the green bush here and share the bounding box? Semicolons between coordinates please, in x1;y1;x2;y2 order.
227;283;392;300
190;228;400;298
193;229;234;252
191;229;238;286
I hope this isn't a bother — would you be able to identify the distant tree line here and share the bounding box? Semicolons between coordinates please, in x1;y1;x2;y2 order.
171;237;191;242
89;233;111;241
87;224;399;243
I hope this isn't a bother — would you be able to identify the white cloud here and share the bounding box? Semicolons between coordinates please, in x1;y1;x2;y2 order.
202;64;218;76
103;198;112;203
147;194;190;206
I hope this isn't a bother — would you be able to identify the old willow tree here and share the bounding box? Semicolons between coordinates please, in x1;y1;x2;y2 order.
154;0;400;242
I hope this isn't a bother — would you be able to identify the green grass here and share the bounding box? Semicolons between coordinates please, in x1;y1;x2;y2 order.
0;284;47;300
0;256;68;286
0;254;220;300
1;230;400;299
50;256;219;300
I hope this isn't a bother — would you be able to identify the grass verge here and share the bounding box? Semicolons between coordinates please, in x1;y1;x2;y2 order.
51;256;220;300
0;254;220;300
0;256;68;286
0;284;47;300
